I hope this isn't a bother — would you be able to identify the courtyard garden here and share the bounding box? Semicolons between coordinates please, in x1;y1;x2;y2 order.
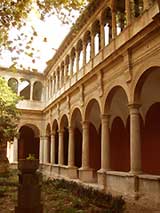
0;169;125;213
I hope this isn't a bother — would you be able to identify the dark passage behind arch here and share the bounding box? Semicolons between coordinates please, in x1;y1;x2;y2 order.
18;125;39;160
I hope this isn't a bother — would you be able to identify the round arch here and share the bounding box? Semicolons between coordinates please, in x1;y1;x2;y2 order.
70;108;82;168
18;124;40;160
85;98;101;171
60;114;69;166
104;86;130;172
134;67;160;175
52;119;59;164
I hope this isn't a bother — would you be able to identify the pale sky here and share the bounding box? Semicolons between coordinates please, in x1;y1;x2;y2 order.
0;9;77;73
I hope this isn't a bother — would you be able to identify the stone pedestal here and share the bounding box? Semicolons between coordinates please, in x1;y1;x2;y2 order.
79;168;97;183
15;160;43;213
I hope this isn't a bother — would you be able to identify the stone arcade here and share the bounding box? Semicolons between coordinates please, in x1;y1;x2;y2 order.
2;0;160;204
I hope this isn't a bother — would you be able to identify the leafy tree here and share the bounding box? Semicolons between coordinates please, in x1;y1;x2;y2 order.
0;77;20;166
0;0;91;70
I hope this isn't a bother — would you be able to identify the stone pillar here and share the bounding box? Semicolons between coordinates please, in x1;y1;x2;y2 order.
59;68;62;89
43;136;48;164
15;160;43;213
125;0;131;25
13;137;18;163
111;0;117;39
129;104;142;174
68;127;75;167
100;21;105;49
58;130;64;165
70;55;73;78
39;136;44;164
50;132;55;164
64;63;68;84
91;32;95;58
101;114;110;171
81;121;90;169
76;50;79;74
30;81;34;101
83;41;86;67
55;70;58;92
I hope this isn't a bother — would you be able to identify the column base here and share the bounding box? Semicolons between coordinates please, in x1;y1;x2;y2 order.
67;166;78;179
78;167;97;183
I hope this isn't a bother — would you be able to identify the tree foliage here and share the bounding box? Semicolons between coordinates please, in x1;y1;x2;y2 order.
0;77;20;144
0;0;90;70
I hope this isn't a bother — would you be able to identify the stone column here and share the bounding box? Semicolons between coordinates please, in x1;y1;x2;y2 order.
70;55;73;78
13;137;18;163
30;81;34;101
64;63;68;84
68;127;75;167
55;70;58;92
59;68;62;89
125;0;131;25
81;121;90;169
76;50;79;74
50;132;55;164
100;21;105;49
129;104;142;174
39;136;44;164
58;130;64;165
101;114;110;171
91;32;95;58
111;0;117;39
43;136;48;164
83;41;86;67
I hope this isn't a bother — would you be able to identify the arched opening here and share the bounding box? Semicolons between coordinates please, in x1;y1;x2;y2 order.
61;62;65;87
33;81;43;101
8;78;18;94
102;7;112;45
135;67;160;175
85;99;101;171
18;125;40;160
105;86;130;172
110;117;130;171
133;0;143;17
84;31;91;64
52;120;59;164
71;47;76;74
46;124;51;163
19;78;31;100
71;108;82;168
142;103;160;175
92;20;101;55
115;0;125;34
60;115;69;166
77;40;83;71
65;55;70;80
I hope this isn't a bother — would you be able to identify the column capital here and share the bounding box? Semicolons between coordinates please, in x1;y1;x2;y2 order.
128;103;141;114
101;114;111;121
82;120;90;128
51;131;56;136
